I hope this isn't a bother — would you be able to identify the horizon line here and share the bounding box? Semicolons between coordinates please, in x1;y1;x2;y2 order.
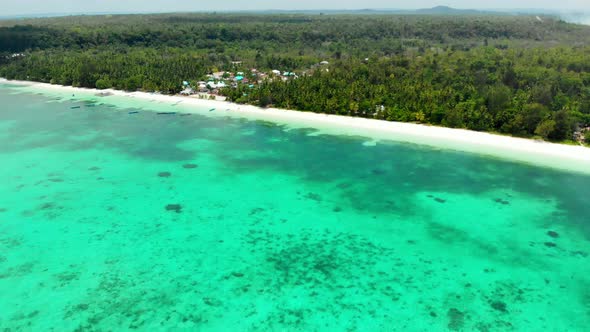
2;7;589;19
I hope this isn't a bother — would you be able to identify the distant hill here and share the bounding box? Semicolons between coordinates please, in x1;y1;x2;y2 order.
244;6;514;16
0;12;124;20
413;6;507;15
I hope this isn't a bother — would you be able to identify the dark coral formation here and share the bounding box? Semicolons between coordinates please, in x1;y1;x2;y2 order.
182;164;198;169
570;251;588;258
447;308;465;331
54;271;81;287
304;193;322;202
336;182;352;189
371;168;387;175
249;208;265;216
490;300;508;313
165;204;182;213
494;198;510;205
158;172;172;178
203;297;222;307
434;197;446;204
39;202;56;210
547;231;559;238
0;262;36;279
241;227;404;327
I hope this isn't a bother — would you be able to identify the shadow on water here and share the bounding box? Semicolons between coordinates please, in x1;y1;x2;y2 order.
1;87;589;236
209;121;590;234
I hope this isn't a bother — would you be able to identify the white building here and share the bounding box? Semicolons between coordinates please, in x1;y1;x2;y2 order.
180;87;194;95
207;82;227;89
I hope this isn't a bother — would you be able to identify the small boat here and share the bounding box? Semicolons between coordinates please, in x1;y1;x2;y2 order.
70;106;81;109
128;111;139;114
180;113;191;116
157;112;177;115
209;108;216;112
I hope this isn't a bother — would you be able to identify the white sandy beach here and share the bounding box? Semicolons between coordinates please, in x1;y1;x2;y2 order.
2;78;590;174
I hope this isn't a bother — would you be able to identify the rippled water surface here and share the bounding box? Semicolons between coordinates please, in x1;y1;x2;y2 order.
0;84;589;331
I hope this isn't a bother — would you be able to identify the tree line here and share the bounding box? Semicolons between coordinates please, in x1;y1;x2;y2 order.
224;47;590;141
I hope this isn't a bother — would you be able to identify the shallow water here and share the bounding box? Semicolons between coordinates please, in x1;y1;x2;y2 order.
0;84;589;331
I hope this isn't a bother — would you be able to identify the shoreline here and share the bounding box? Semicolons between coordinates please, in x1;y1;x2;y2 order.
2;78;590;175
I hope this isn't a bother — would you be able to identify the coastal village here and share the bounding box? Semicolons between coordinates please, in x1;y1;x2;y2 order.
179;68;299;97
178;61;330;99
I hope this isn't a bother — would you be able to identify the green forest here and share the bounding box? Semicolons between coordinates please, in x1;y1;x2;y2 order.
1;13;589;142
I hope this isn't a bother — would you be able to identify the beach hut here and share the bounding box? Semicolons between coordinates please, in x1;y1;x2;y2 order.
198;83;208;92
271;70;281;75
182;81;190;87
209;82;227;89
235;76;244;81
320;61;329;65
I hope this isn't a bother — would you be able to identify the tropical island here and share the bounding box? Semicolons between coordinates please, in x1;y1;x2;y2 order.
2;5;590;332
1;12;589;144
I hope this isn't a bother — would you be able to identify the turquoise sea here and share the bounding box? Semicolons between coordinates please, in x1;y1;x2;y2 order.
0;83;589;331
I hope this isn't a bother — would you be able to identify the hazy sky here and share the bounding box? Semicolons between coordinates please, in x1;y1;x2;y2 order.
0;0;588;16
